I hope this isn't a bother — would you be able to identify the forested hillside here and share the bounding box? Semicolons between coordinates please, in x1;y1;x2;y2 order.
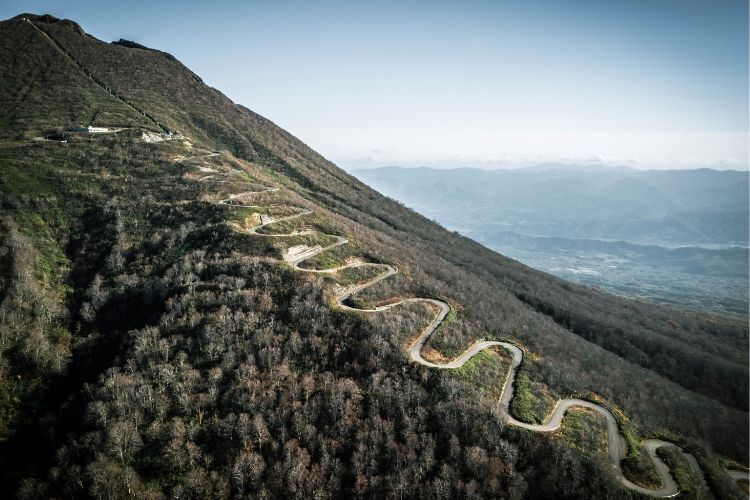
0;13;747;499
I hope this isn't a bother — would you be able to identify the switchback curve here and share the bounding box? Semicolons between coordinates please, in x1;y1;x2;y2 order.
214;181;746;498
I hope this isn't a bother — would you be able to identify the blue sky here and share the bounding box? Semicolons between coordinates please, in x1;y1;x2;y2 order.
4;0;748;168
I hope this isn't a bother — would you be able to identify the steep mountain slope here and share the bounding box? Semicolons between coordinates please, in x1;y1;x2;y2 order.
0;16;151;135
0;13;747;499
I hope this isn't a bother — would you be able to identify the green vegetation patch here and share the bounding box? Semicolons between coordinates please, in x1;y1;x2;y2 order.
559;409;607;460
282;233;339;250
297;239;362;270
452;348;508;405
1;156;57;196
510;370;551;424
656;447;703;499
332;265;386;286
229;169;260;184
426;308;463;357
257;213;341;237
256;217;309;235
621;448;662;489
608;412;663;489
0;110;16;131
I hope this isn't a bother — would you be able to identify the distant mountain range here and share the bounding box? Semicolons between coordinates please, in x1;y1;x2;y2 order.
353;165;749;314
353;165;749;246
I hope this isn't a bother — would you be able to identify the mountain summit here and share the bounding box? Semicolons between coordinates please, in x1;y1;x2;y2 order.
0;13;747;499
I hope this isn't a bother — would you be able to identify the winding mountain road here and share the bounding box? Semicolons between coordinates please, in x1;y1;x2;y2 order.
213;181;747;498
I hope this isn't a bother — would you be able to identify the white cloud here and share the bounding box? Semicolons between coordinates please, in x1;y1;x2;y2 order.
297;127;749;170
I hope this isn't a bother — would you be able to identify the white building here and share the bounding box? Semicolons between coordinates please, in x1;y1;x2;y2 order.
77;125;112;133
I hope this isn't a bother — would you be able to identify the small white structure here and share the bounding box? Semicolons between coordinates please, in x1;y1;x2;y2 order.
77;125;113;133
